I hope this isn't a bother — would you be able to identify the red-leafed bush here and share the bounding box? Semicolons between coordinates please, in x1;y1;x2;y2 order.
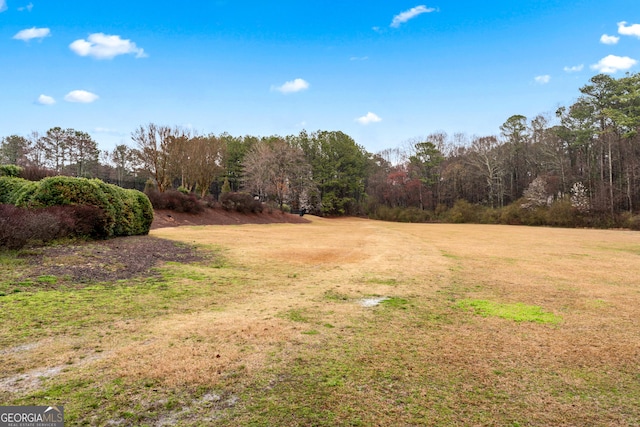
19;166;57;181
0;204;108;249
219;192;263;213
145;189;205;214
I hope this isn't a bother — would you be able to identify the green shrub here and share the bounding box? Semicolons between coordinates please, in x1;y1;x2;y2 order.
499;201;525;225
0;165;22;177
369;205;400;222
546;198;580;228
0;176;25;203
220;177;231;195
480;207;501;224
513;201;548;226
92;181;153;236
95;180;135;236
0;176;152;238
11;180;39;206
447;199;481;223
619;212;640;230
434;203;449;220
24;177;115;237
132;190;154;235
397;207;433;223
0;176;40;205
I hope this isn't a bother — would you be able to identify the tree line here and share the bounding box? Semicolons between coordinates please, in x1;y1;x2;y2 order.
2;73;640;226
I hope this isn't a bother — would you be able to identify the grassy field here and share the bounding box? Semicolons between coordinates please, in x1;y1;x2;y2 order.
1;217;639;426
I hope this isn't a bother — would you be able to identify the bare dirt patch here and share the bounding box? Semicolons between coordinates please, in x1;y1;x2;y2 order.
12;208;309;285
19;235;207;285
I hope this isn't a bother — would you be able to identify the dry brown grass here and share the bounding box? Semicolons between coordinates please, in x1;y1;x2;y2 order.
2;217;639;425
147;219;640;425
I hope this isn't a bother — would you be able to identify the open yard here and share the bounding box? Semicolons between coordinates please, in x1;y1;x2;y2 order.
1;217;639;426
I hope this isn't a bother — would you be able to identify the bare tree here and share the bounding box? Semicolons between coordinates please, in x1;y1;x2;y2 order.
190;134;225;197
166;129;193;190
243;139;315;210
132;123;175;192
26;131;45;168
468;135;506;208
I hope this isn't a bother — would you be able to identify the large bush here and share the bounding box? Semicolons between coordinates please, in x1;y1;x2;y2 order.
145;189;205;214
0;204;107;249
447;199;482;223
622;212;640;231
133;191;155;234
0;176;153;240
369;206;434;223
0;165;22;177
0;176;35;204
219;192;263;213
545;198;581;228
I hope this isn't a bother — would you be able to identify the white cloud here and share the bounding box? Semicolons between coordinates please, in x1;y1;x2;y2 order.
534;75;551;84
0;0;7;12
272;78;309;94
600;34;620;45
13;27;51;41
64;90;99;103
356;112;382;125
563;64;584;73
350;56;369;61
37;94;55;105
391;5;436;28
18;2;33;11
618;21;640;38
590;55;637;73
69;33;147;59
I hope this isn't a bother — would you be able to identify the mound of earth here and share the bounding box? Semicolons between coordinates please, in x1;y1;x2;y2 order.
151;208;310;229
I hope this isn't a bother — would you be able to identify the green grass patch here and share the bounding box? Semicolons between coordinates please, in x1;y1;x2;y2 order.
283;309;310;323
379;296;409;309
0;265;223;345
0;252;29;292
323;289;349;301
456;299;562;324
36;275;58;284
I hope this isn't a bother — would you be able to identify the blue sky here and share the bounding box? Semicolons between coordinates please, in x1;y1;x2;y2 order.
2;1;640;153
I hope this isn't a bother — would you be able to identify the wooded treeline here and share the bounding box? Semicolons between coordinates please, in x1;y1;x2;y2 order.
2;73;640;226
